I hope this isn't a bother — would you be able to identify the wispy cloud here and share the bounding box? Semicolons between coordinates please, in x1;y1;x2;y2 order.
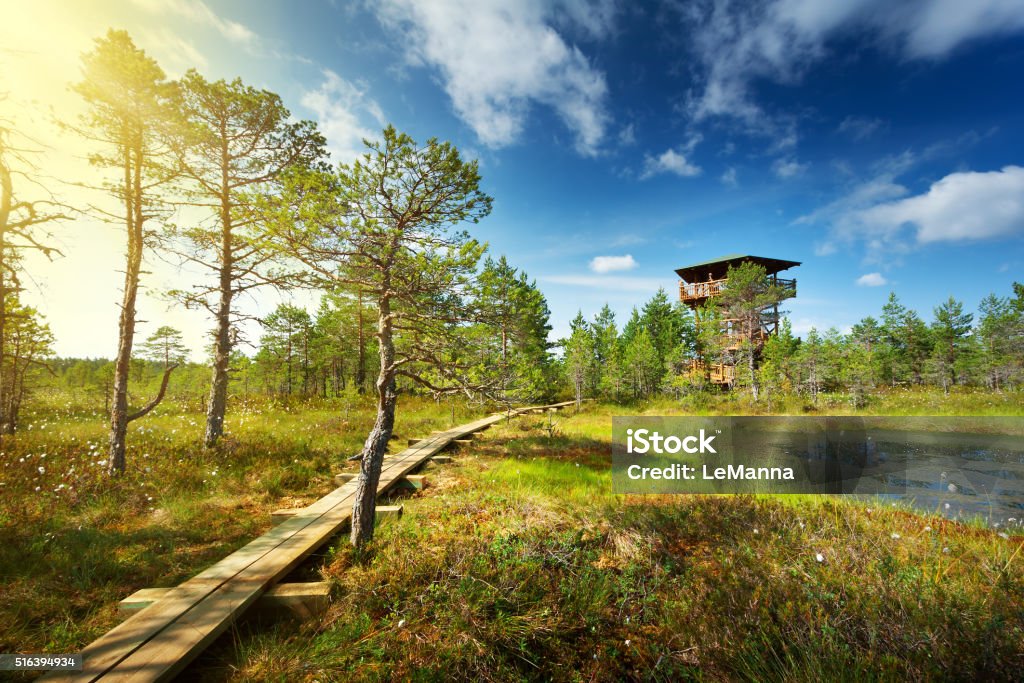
617;122;636;146
541;274;673;292
131;0;257;46
676;1;1024;143
137;28;208;75
856;272;888;287
838;115;885;140
301;70;385;163
374;0;612;156
772;157;807;178
720;167;738;186
589;254;637;273
609;233;647;247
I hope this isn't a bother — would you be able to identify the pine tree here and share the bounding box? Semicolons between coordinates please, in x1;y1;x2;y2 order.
474;256;554;405
592;304;624;400
256;304;313;396
977;294;1016;388
0;99;68;439
563;311;595;407
759;318;799;397
930;296;973;388
0;296;53;432
713;262;794;401
74;30;179;474
797;328;824;403
269;125;491;546
623;327;661;399
139;326;188;368
881;293;931;385
168;71;326;447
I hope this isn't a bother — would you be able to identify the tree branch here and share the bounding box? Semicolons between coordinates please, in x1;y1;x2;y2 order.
127;364;178;422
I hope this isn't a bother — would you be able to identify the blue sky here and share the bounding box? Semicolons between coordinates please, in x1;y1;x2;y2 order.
4;0;1024;355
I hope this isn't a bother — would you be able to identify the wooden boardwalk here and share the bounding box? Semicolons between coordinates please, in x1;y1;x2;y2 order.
45;401;576;682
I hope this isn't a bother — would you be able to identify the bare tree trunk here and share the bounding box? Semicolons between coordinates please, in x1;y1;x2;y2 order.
351;295;394;547
748;345;759;401
205;141;233;447
0;157;10;438
356;289;366;394
109;142;143;475
205;282;231;446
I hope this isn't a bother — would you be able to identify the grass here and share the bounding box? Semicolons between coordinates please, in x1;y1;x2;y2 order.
0;390;477;665
204;397;1024;682
2;387;1023;681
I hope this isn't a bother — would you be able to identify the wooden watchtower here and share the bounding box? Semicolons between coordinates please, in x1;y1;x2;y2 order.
676;254;800;385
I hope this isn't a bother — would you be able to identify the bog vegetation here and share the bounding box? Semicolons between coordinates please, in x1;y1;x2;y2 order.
1;26;1023;681
2;396;1022;681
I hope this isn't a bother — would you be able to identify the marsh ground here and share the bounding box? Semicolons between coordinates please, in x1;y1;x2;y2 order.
1;389;1022;681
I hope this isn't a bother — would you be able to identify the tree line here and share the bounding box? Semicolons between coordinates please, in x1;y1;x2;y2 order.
563;265;1024;406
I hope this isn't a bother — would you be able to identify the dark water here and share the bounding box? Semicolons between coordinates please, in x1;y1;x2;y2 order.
613;416;1024;529
748;420;1024;528
848;428;1024;527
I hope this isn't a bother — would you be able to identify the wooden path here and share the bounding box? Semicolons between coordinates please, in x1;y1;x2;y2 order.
45;401;576;682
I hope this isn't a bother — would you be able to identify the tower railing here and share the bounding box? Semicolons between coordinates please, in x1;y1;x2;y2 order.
679;277;796;303
679;278;726;302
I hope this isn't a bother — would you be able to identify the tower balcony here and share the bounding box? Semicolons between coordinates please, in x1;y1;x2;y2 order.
678;277;796;304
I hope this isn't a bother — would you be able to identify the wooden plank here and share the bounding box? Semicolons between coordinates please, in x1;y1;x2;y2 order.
252;581;330;620
118;589;173;615
73;463;425;680
271;509;303;524
45;402;570;682
394;475;426;491
119;582;331;619
375;504;403;518
42;482;363;682
97;501;364;681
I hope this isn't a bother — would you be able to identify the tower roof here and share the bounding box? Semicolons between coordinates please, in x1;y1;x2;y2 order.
674;254;800;282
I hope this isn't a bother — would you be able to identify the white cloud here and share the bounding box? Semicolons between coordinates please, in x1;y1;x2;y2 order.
551;0;619;39
589;254;637;273
803;165;1024;260
721;167;738;186
541;274;672;292
641;148;702;179
899;0;1024;57
680;0;1024;137
772;157;807;178
856;272;888;287
131;0;257;46
857;165;1024;244
374;0;611;155
301;70;386;163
